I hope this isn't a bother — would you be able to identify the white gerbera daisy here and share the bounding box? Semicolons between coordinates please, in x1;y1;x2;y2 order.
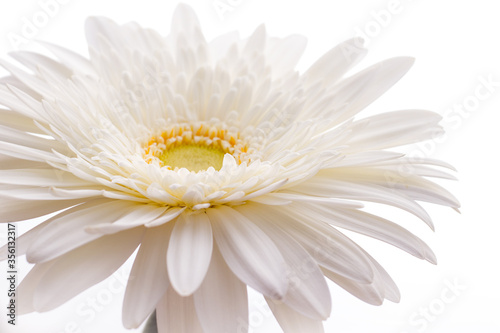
0;4;459;332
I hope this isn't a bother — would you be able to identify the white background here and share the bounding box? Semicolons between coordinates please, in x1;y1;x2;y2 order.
0;0;499;332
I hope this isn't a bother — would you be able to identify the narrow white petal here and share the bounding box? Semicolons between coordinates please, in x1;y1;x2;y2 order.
145;207;185;227
394;164;458;180
266;297;325;333
209;31;239;60
0;108;43;133
0;140;62;163
328;57;415;124
243;24;267;56
320;207;437;263
320;168;460;209
122;224;173;329
39;41;96;76
167;212;213;296
346;110;443;151
0;154;45;170
86;204;168;234
323;244;401;305
249;194;292;205
321;267;383;306
33;227;144;311
0;186;102;201
26;199;133;263
84;16;121;53
194;244;249;333
291;177;434;229
362;249;400;303
0;168;90;187
16;261;56;315
269;204;375;283
0;217;52;260
392;176;461;208
9;50;72;78
0;195;81;222
171;3;201;38
267;34;307;77
156;289;203;333
0;60;57;98
207;205;289;299
402;157;457;171
303;37;367;88
250;214;331;320
333;151;404;168
0;75;40;99
242;178;288;200
266;192;363;209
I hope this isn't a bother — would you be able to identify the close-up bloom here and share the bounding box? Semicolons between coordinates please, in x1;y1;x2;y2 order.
0;3;459;332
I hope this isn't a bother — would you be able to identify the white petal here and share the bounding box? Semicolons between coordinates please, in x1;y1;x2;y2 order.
391;176;461;208
363;249;400;303
346;110;444;151
322;246;401;305
328;57;415;124
266;297;325;333
194;244;248;333
0;168;90;187
122;224;173;329
0;75;41;100
321;168;460;209
26;199;133;263
207;205;289;299
249;194;292;205
242;178;288;200
0;60;56;98
321;267;383;306
170;3;202;40
0;85;44;122
250;212;331;320
0;195;81;222
209;31;239;60
392;164;458;180
291;177;434;229
84;16;121;54
0;140;62;163
303;37;367;88
156;289;203;333
33;227;144;311
333;151;404;168
267;34;307;78
0;186;102;201
8;50;72;78
0;108;43;133
269;204;374;283
264;192;363;209
243;24;267;56
0;217;52;260
86;204;168;234
320;207;437;263
167;212;213;296
0;154;45;170
15;260;56;315
39;41;96;76
145;207;185;227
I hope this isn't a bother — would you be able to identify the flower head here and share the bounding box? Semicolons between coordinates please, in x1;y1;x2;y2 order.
0;4;459;332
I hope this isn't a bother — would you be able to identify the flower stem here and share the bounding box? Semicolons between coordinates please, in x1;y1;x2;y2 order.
142;311;158;333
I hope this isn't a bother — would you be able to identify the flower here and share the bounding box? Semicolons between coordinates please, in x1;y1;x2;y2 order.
0;4;459;332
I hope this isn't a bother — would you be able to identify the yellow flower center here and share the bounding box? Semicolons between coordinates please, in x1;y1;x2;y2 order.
159;144;225;172
143;123;250;171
